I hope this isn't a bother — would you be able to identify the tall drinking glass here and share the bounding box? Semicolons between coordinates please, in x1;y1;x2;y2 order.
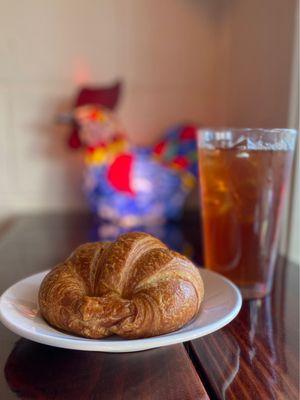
197;128;297;299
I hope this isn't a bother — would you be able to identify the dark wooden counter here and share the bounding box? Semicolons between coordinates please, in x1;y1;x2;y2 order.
0;213;298;399
188;255;299;399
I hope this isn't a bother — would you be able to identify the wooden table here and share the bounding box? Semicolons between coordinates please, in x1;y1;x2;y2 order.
0;213;298;400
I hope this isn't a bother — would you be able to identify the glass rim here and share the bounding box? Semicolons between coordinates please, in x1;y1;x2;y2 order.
197;127;298;136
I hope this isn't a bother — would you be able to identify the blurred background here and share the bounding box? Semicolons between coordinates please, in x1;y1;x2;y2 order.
0;0;298;260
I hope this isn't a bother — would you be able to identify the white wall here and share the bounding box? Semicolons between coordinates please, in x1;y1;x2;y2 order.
212;0;297;127
0;0;221;213
0;0;297;214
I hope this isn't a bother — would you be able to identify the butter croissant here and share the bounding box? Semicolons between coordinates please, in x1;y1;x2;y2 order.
38;232;204;339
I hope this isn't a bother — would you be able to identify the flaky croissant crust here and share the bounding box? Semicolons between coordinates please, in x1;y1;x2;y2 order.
38;232;204;339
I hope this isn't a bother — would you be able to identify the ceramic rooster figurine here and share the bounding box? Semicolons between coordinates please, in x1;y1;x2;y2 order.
66;83;198;226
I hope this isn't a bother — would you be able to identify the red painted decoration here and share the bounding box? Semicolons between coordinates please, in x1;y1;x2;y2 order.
68;81;122;149
107;154;135;195
68;131;82;149
180;126;196;140
173;156;189;169
154;141;166;155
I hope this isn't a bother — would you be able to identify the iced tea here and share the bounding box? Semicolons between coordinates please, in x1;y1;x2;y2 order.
198;129;296;298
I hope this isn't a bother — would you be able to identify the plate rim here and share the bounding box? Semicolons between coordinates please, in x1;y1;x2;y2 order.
0;269;242;352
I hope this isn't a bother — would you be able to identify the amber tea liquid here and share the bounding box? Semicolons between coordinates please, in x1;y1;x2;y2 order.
198;148;293;298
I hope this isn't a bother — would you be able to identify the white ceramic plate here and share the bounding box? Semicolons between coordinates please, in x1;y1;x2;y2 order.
0;269;242;352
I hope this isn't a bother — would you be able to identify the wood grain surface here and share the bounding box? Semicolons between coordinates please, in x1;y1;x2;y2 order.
5;339;209;400
0;213;299;399
0;213;208;400
189;256;299;399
